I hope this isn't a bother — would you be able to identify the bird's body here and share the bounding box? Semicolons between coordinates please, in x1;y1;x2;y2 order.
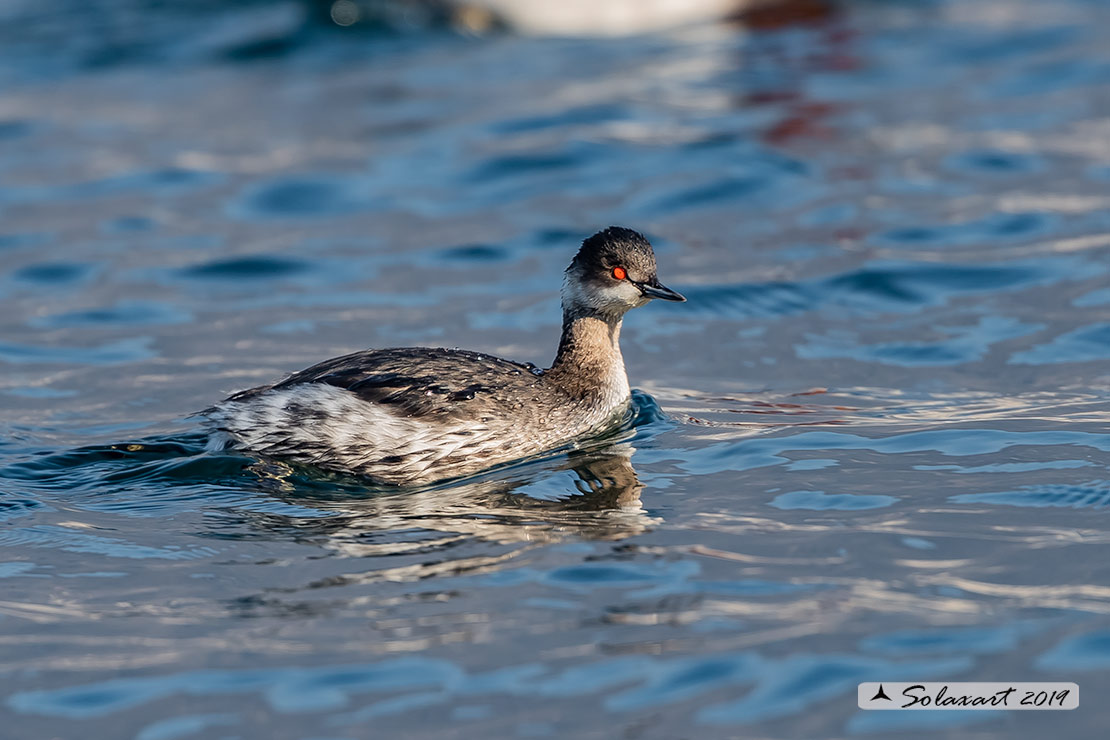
203;227;684;485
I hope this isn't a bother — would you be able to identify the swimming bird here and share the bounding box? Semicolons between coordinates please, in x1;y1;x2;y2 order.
203;226;685;485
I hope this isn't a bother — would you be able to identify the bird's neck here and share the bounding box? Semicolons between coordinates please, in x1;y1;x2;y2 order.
548;311;629;401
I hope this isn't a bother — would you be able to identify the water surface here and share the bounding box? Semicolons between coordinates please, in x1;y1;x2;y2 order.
3;1;1110;737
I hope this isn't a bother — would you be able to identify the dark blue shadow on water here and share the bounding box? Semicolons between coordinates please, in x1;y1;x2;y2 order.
230;175;378;220
178;256;312;281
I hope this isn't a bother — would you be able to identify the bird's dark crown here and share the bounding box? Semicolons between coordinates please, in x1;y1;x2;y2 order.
569;226;658;282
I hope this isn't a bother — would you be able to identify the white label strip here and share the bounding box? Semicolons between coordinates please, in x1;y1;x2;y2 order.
858;682;1078;710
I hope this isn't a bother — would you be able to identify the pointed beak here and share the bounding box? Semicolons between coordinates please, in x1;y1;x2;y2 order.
637;280;686;302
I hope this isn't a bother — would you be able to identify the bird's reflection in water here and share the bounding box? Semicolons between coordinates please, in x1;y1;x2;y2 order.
245;442;656;579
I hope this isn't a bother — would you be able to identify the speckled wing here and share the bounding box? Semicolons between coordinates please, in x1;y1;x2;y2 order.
224;347;545;420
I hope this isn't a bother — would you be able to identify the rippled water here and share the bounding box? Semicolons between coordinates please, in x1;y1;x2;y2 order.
3;0;1110;737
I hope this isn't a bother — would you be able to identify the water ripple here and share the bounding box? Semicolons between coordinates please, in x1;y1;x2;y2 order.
683;256;1092;320
0;525;217;560
641;428;1110;475
3;2;1110;737
7;651;974;727
0;337;154;365
1010;323;1110;364
769;490;898;511
951;480;1110;509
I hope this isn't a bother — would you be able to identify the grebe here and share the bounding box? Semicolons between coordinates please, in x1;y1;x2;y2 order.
203;227;685;485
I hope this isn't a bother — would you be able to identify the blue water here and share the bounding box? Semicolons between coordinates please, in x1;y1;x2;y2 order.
3;0;1110;737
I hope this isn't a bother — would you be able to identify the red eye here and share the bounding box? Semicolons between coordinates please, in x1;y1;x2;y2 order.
611;266;627;281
